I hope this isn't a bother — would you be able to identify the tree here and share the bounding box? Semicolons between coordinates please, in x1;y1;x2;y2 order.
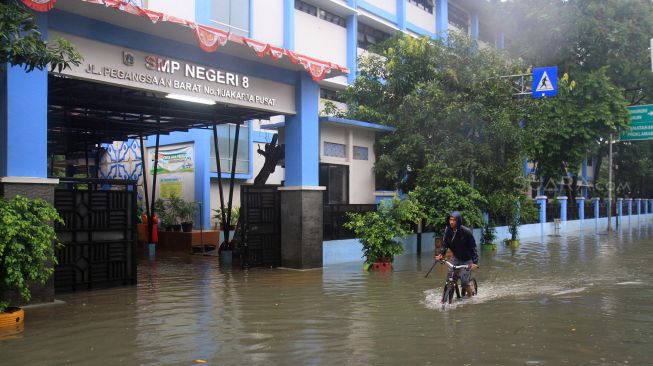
523;69;629;202
1;1;81;72
498;0;652;199
339;33;528;204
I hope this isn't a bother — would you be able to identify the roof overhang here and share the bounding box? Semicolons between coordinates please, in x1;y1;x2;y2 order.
261;116;395;133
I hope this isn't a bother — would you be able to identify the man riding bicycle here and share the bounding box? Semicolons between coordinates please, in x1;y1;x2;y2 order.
434;211;479;297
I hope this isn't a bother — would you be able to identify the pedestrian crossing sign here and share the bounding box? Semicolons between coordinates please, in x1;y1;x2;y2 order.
532;66;558;98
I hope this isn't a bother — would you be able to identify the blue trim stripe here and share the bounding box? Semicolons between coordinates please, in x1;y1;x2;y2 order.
406;22;435;38
358;0;398;24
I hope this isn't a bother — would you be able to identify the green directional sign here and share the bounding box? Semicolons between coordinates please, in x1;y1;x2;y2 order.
619;104;653;141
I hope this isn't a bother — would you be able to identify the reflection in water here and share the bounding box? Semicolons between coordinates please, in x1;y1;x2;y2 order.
1;224;653;365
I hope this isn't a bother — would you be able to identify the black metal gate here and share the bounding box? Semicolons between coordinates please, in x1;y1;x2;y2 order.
240;185;281;268
53;178;137;292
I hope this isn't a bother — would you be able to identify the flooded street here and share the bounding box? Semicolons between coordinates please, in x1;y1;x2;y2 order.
2;222;653;365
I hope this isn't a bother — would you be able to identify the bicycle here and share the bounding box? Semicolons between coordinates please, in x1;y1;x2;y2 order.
440;259;478;305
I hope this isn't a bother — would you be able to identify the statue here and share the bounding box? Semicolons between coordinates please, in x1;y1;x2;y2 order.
254;133;285;187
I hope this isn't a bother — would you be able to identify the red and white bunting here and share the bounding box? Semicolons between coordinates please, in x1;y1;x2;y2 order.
21;0;349;81
243;38;285;61
192;25;230;53
21;0;57;12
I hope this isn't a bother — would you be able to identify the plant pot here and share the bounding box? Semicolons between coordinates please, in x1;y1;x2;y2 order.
0;307;24;335
165;225;173;232
181;222;193;232
371;256;393;271
504;239;519;247
172;224;182;232
481;243;497;251
372;262;393;271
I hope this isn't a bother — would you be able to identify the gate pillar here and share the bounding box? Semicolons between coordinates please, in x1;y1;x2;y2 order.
280;73;324;269
0;12;56;306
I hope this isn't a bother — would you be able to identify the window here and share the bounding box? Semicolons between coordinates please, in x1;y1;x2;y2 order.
448;4;469;34
320;163;349;204
324;142;347;158
357;23;392;50
295;0;346;28
353;146;369;160
320;88;343;103
210;0;250;36
479;23;494;44
408;0;433;14
209;123;250;174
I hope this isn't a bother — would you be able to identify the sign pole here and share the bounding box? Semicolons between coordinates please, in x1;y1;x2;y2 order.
608;133;613;232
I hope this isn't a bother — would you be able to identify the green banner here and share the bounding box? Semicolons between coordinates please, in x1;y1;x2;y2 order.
619;104;653;141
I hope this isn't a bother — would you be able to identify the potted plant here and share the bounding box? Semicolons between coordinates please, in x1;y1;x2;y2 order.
179;200;197;233
212;206;239;231
505;215;520;247
0;195;63;334
345;196;422;271
480;222;497;250
166;194;184;232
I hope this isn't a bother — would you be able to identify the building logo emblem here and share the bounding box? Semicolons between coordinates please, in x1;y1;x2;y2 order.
123;51;135;67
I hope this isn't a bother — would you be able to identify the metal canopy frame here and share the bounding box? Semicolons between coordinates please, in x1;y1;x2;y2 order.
47;74;284;251
47;74;276;155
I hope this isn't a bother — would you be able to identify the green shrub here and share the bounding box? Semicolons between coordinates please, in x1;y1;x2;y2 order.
0;195;63;312
345;196;422;264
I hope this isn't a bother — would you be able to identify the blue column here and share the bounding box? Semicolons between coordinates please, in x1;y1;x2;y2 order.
592;198;600;220
636;198;641;215
284;0;295;50
397;0;406;30
577;197;585;220
346;12;358;85
471;11;479;39
617;198;623;218
482;211;489;225
284;72;319;186
0;14;49;178
627;198;633;216
495;32;505;49
435;0;448;41
643;198;648;215
195;0;211;25
536;196;547;224
557;196;567;221
649;199;653;215
522;159;529;177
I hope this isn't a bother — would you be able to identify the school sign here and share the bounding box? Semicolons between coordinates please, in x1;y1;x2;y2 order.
620;104;653;141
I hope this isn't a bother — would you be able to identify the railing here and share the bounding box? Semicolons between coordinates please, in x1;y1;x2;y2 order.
567;203;579;221
585;202;595;219
323;204;377;241
546;202;558;222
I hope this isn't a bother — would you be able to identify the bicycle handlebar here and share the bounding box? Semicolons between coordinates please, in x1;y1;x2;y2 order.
440;259;475;270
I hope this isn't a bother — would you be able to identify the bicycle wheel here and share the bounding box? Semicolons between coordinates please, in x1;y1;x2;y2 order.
447;285;455;304
471;278;478;296
454;283;461;299
441;284;450;304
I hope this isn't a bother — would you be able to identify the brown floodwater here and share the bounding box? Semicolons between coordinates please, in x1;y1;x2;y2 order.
2;221;653;365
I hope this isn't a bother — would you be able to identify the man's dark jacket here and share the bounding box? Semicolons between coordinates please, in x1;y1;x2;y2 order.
439;211;478;264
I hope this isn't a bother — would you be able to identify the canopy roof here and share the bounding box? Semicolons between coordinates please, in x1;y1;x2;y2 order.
48;74;277;155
